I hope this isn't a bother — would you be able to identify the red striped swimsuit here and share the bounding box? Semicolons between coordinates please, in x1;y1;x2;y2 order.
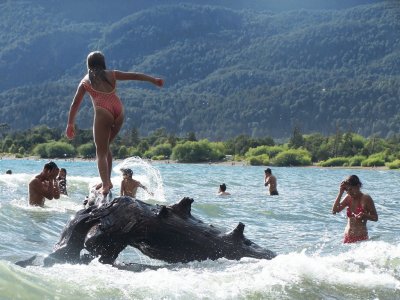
81;72;123;119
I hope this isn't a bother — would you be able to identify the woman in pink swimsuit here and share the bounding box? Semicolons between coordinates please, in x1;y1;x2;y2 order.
66;51;163;195
332;175;378;243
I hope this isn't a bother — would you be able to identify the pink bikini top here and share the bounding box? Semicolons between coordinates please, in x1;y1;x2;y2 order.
346;198;364;218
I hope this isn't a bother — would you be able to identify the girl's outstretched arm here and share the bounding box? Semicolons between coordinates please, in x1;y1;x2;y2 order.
114;70;164;87
66;83;86;139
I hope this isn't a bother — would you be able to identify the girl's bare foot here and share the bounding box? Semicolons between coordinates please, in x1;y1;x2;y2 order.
96;181;112;194
100;185;110;195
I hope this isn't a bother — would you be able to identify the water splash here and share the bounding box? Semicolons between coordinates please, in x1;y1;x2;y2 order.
114;157;166;202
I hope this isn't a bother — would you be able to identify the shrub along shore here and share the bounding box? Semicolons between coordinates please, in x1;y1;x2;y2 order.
1;126;400;169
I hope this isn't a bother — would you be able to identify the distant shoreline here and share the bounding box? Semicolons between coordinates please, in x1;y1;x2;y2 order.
0;155;391;170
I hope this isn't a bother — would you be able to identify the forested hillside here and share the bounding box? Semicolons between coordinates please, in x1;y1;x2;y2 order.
0;0;398;140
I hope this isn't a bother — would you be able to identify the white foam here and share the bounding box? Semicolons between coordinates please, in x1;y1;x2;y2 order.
114;157;166;202
20;244;400;299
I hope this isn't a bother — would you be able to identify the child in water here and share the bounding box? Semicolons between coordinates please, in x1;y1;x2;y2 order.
217;183;231;196
120;168;153;198
66;51;163;195
57;168;68;196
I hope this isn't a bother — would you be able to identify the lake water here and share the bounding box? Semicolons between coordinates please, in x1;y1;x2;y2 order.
0;158;399;299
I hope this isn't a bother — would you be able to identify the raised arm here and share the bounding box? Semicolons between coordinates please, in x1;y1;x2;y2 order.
332;181;348;214
66;83;86;139
46;168;60;200
114;70;164;87
30;174;60;200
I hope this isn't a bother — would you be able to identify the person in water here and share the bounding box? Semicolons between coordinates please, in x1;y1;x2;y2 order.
57;168;68;196
332;175;378;243
217;183;231;196
28;161;60;207
66;51;163;195
264;168;278;195
120;168;153;198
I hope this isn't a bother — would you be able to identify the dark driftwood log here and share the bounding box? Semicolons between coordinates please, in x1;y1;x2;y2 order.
19;196;276;267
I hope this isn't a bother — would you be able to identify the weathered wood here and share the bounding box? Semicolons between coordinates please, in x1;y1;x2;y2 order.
19;196;276;267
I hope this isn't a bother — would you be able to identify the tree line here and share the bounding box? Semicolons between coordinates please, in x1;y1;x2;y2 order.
2;125;400;169
0;2;399;140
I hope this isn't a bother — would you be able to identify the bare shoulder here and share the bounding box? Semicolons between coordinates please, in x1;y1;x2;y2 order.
81;74;89;83
105;70;115;77
133;179;141;185
363;193;374;204
113;70;123;78
29;177;40;187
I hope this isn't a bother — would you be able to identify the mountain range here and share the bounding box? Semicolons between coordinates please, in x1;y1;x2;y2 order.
0;0;398;140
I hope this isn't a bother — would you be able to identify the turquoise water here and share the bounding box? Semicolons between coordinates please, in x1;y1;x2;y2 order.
0;158;399;299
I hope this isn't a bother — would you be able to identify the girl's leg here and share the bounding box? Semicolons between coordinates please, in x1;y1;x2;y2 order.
93;109;114;194
107;150;113;189
106;111;124;188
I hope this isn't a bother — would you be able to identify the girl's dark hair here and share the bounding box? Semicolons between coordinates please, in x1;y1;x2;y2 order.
345;175;362;187
87;51;113;87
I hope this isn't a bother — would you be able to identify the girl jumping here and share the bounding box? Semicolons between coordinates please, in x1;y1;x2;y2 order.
66;51;163;195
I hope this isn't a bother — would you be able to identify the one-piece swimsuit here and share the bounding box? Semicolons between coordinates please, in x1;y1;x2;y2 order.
81;71;123;119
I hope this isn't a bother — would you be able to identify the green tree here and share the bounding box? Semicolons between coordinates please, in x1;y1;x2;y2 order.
77;143;96;158
2;137;13;152
0;123;10;138
272;149;312;166
288;125;304;149
138;140;150;154
33;144;48;158
46;141;75;158
172;139;223;162
117;145;129;159
186;131;197;142
304;133;330;162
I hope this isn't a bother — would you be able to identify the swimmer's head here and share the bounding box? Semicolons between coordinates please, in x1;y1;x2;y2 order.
87;51;106;71
59;168;67;176
344;175;362;188
121;168;133;177
219;183;227;192
44;161;58;171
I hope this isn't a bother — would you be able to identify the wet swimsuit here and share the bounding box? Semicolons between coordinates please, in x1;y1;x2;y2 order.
344;197;368;243
81;71;123;119
346;197;364;218
343;233;368;243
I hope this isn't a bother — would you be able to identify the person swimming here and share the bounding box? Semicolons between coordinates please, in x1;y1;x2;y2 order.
120;168;153;198
332;175;378;243
217;183;231;196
